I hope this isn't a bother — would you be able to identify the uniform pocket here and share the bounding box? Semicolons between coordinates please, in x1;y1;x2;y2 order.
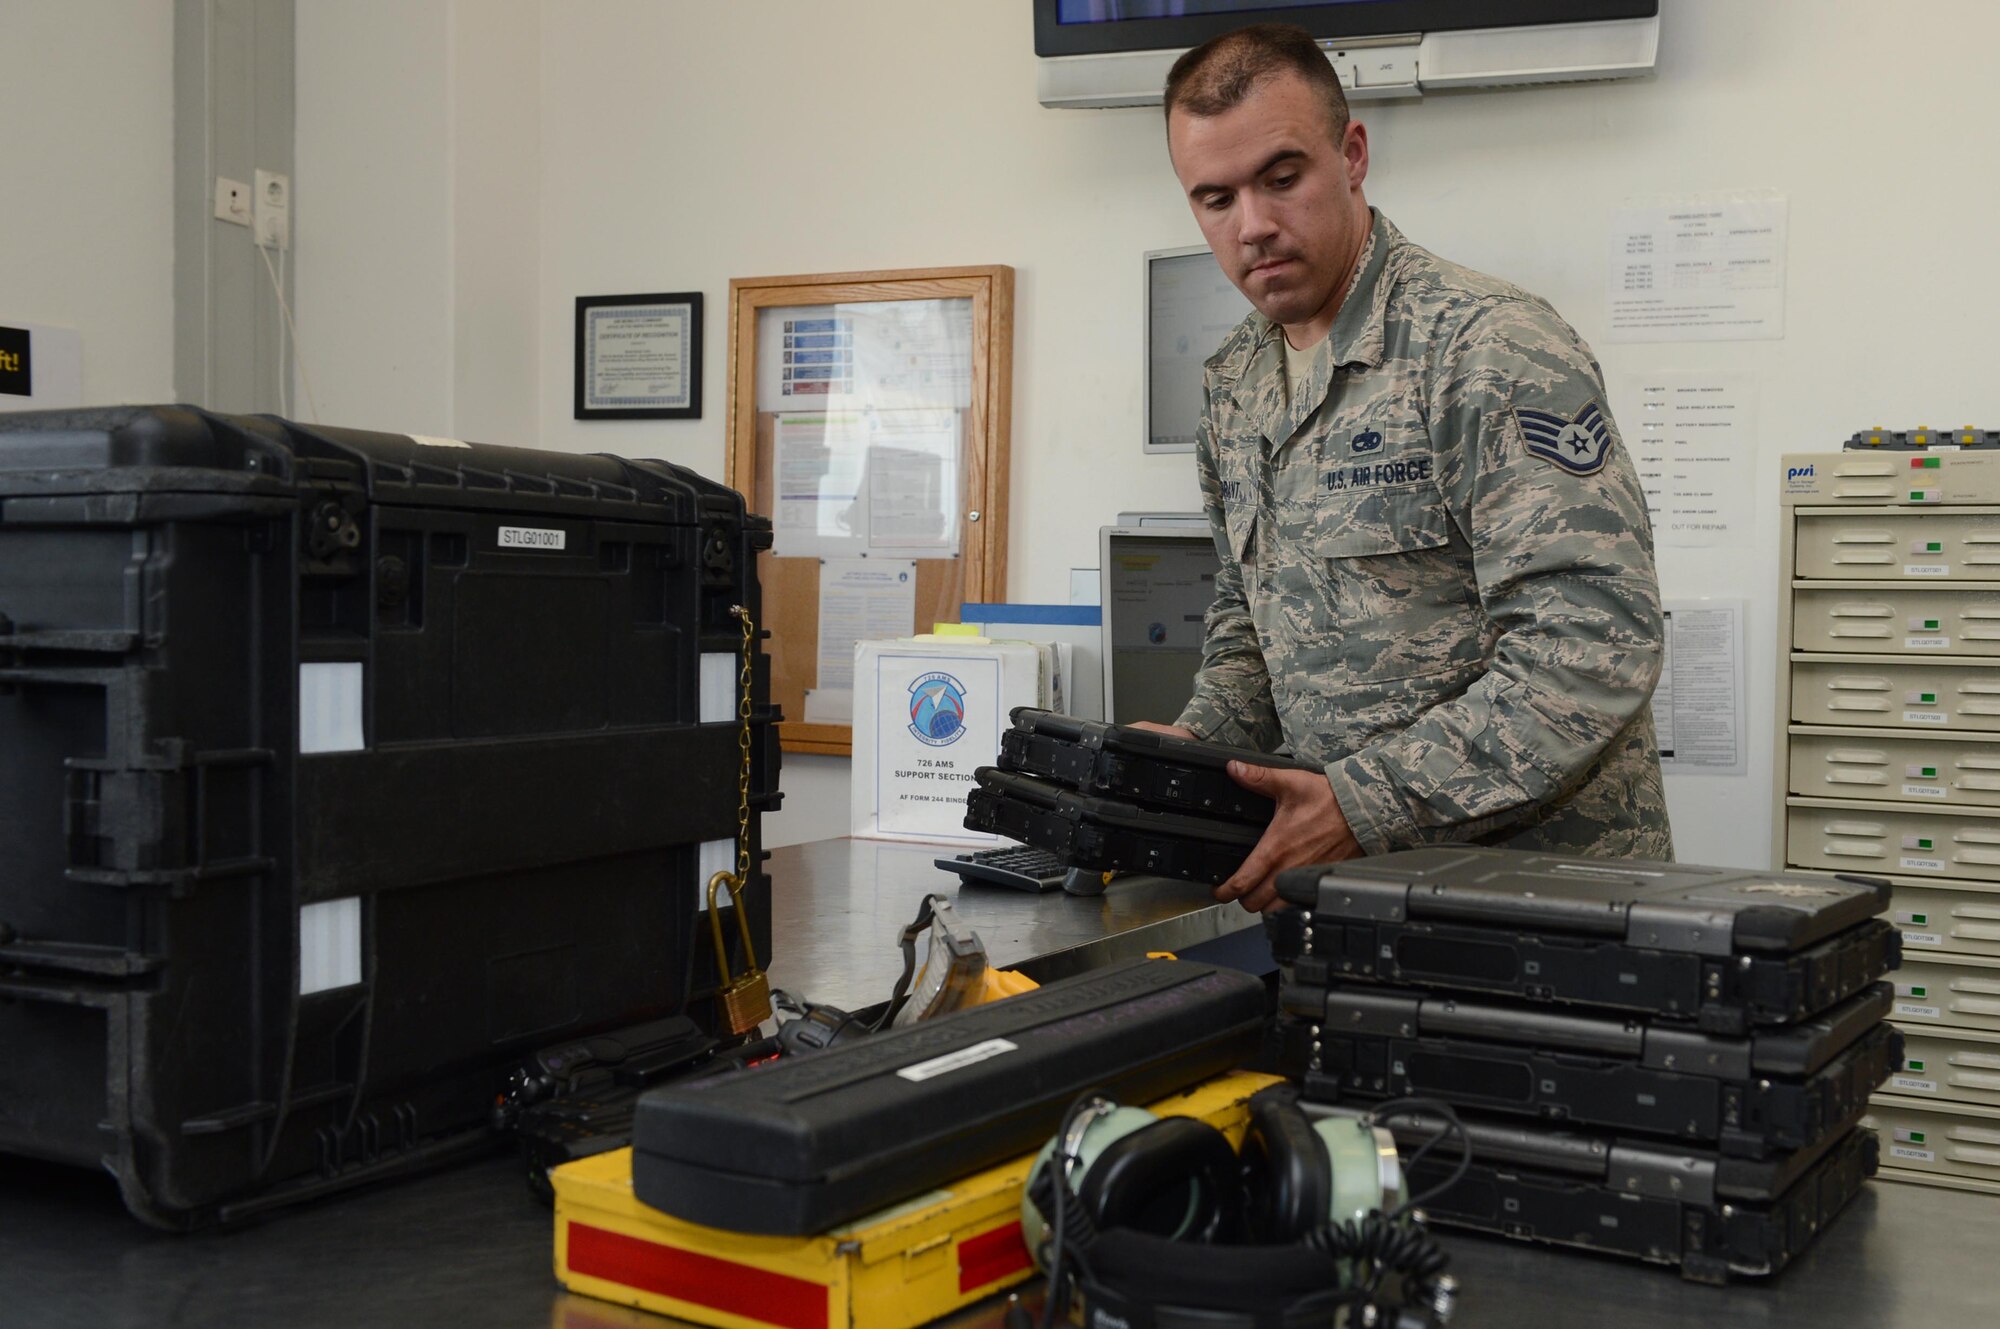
1300;485;1485;682
1310;483;1454;559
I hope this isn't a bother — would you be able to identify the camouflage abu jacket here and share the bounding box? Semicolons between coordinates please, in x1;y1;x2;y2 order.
1175;211;1673;859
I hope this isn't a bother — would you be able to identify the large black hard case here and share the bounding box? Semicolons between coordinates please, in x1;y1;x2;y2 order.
1275;847;1897;1032
631;957;1267;1235
0;406;780;1226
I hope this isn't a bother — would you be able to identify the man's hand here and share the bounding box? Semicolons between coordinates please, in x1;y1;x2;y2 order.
1128;721;1197;739
1215;763;1361;912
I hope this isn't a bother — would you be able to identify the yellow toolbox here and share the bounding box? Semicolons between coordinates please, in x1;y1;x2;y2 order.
553;1070;1283;1329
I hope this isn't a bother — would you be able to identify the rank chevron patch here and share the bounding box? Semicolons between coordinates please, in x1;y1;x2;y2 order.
1515;400;1614;476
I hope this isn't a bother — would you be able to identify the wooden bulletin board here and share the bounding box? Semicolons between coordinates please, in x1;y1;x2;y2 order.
725;266;1014;756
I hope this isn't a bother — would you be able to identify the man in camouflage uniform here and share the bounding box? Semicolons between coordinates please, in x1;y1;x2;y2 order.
1150;25;1672;911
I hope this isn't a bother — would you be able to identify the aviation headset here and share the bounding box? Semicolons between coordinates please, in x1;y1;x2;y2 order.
1017;1088;1466;1329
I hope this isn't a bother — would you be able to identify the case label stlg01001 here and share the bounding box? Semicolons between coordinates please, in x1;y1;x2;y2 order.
499;526;566;550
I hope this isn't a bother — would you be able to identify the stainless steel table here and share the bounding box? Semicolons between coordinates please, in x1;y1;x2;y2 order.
0;839;1989;1329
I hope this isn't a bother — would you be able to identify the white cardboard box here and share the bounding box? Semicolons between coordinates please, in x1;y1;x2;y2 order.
851;639;1046;843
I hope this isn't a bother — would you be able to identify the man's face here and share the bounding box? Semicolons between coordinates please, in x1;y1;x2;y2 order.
1167;72;1370;342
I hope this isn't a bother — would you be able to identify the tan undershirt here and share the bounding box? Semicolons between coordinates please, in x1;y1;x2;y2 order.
1281;331;1319;404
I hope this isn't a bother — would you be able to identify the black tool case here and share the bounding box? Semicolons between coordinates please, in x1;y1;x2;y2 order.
963;766;1260;886
1374;1109;1878;1283
631;957;1267;1235
1274;847;1898;1032
1278;982;1900;1157
0;405;781;1227
999;707;1310;823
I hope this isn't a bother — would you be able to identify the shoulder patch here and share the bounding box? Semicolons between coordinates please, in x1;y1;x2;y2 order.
1515;401;1613;476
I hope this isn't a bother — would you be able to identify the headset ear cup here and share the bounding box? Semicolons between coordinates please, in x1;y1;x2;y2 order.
1077;1117;1243;1243
1240;1096;1332;1244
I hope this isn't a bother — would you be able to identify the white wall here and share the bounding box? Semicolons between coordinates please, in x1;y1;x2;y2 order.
294;0;455;434
298;0;2000;861
0;1;174;406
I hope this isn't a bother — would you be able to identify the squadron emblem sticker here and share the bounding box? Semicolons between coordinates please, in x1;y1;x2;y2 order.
1516;400;1614;476
908;672;968;746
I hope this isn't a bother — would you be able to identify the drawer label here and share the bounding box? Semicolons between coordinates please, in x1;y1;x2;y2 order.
1901;856;1946;872
897;1038;1017;1082
1889;1144;1937;1163
498;526;567;550
1892;1075;1939;1094
1905;564;1952;577
1906;636;1952;650
1905;711;1950;725
1904;783;1950;800
1900;931;1944;947
1896;1001;1944;1019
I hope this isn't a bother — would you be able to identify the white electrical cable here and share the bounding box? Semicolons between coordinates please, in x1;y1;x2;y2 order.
258;240;321;423
274;246;288;418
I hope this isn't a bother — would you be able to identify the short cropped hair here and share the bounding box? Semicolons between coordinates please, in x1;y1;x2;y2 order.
1163;23;1349;139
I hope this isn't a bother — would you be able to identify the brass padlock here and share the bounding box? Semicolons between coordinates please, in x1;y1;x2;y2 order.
708;870;772;1036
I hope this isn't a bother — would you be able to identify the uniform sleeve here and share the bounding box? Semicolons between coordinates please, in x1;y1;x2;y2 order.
1323;301;1664;852
1175;380;1283;750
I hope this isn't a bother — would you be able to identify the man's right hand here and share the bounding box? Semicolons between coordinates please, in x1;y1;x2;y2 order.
1128;721;1197;739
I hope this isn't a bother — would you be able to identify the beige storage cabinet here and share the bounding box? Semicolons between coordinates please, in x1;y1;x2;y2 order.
1779;447;2000;1191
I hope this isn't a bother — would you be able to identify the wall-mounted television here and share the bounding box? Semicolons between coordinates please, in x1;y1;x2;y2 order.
1035;1;1661;109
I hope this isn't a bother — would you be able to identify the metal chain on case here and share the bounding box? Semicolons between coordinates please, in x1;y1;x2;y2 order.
732;603;754;883
706;603;771;1036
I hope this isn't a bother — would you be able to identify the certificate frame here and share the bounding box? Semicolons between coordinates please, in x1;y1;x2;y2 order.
573;291;704;420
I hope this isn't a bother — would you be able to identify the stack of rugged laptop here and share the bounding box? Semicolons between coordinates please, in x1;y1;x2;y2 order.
1269;847;1904;1284
962;708;1298;885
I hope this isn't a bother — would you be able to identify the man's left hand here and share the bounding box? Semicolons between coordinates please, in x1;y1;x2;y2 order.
1213;762;1361;912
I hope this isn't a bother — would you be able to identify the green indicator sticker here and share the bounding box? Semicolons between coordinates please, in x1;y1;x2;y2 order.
1922;456;1942;468
1922;767;1938;778
1911;490;1926;501
1912;913;1929;924
1922;692;1938;703
1923;621;1942;631
1912;986;1928;997
1927;541;1944;552
1917;838;1934;850
1911;1131;1927;1143
1908;1060;1926;1071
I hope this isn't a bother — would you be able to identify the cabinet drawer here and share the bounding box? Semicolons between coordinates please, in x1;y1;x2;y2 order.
1864;1094;2000;1185
1788;803;2000;885
1794;587;2000;657
1884;882;2000;959
1797;512;2000;581
1790;659;2000;733
1884;953;2000;1034
1890;1026;2000;1109
1791;732;2000;810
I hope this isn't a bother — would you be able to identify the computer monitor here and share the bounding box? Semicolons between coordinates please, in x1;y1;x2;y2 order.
1145;245;1252;455
1098;523;1221;725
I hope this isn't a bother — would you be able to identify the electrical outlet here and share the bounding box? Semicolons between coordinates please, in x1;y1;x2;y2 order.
213;176;252;226
254;169;291;250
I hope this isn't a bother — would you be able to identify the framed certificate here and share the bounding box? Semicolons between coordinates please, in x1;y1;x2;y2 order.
574;291;703;419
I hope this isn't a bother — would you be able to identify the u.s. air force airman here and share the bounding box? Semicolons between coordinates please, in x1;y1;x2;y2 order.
1145;24;1673;911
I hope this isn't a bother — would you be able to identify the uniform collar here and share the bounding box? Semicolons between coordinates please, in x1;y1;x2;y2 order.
1235;208;1398;451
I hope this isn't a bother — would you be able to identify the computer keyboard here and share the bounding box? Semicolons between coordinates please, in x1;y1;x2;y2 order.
936;845;1070;893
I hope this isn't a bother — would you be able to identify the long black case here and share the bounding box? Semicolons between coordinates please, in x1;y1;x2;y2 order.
631;957;1267;1235
963;766;1260;885
0;406;781;1227
1382;1113;1879;1283
1278;983;1899;1157
999;708;1311;823
1274;847;1897;1032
